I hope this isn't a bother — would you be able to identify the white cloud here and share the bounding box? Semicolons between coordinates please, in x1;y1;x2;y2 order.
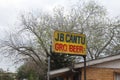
96;0;120;17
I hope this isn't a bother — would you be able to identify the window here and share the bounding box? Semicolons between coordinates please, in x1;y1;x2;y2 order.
51;77;64;80
115;73;120;80
73;72;81;80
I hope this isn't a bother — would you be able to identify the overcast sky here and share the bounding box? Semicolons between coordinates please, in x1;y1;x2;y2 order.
0;0;120;72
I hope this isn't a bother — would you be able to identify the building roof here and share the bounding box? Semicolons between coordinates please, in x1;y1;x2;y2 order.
49;54;120;77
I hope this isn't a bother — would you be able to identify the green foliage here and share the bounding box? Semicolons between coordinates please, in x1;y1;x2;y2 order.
0;74;14;80
17;62;43;80
29;74;35;80
50;52;75;70
17;65;27;79
0;69;14;80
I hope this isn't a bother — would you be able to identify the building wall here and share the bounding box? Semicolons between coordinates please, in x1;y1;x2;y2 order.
81;67;120;80
50;67;120;80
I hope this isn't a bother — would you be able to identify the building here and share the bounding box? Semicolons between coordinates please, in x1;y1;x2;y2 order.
50;54;120;80
0;72;17;80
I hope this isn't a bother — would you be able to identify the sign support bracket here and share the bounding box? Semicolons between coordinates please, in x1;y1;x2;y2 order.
83;56;86;80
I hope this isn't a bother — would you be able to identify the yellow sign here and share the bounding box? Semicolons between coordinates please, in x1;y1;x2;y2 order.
52;31;86;55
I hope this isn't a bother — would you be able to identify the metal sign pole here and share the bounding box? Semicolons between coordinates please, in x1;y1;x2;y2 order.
47;56;50;80
83;56;86;80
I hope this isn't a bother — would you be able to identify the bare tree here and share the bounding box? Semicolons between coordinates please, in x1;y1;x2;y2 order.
0;1;120;75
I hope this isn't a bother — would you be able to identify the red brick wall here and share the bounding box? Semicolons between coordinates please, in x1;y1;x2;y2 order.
81;67;120;80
